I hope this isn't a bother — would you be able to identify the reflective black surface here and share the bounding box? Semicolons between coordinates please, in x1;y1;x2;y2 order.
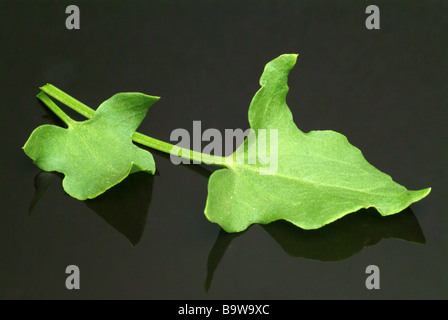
0;1;447;299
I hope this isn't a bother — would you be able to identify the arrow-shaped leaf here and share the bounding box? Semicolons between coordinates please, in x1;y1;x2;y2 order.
204;54;431;232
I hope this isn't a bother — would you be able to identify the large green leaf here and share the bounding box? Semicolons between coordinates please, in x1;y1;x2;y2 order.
204;54;431;232
23;92;159;200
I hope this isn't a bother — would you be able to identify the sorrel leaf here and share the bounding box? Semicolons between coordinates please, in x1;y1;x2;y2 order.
23;92;158;200
204;54;431;232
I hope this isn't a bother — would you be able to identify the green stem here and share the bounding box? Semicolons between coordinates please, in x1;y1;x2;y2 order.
39;84;229;167
41;84;95;119
132;133;227;165
36;91;74;126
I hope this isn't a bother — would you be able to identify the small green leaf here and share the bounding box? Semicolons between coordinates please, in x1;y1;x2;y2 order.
204;54;431;232
23;92;159;200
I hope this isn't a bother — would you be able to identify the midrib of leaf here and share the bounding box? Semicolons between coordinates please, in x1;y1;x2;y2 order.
231;164;421;216
232;161;404;200
232;169;302;206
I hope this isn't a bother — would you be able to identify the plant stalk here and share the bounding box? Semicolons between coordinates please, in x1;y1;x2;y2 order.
36;91;74;126
39;84;229;167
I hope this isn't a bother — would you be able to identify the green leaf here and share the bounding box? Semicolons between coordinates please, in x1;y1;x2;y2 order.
23;91;159;200
204;54;431;233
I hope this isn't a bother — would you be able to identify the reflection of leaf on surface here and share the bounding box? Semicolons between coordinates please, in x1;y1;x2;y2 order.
85;172;154;246
28;171;58;214
37;98;65;127
204;229;245;293
205;207;424;292
263;207;424;261
29;171;154;246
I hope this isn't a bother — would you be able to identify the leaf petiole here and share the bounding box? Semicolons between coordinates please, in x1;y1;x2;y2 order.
36;91;75;126
39;84;228;167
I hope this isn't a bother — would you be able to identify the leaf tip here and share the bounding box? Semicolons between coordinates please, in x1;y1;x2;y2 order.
408;187;431;201
290;53;299;59
259;53;299;88
280;52;299;63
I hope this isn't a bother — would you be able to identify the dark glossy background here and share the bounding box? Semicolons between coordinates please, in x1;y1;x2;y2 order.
0;1;447;299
